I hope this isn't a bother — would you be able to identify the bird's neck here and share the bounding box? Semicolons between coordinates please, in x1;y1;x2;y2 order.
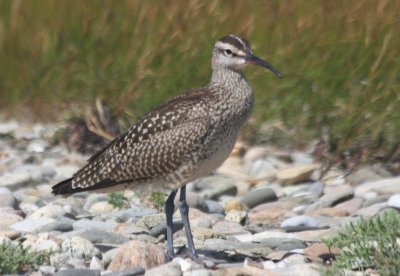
210;67;248;89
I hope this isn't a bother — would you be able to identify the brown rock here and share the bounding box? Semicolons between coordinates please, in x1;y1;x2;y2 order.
308;207;349;217
0;213;24;229
248;206;287;223
335;197;364;215
304;243;340;258
276;164;318;185
247;198;304;223
107;240;165;271
0;230;21;239
224;200;243;212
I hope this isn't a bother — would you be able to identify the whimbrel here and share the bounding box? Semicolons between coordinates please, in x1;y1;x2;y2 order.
52;35;282;261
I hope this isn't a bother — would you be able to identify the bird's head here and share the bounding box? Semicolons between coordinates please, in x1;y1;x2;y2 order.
212;34;282;78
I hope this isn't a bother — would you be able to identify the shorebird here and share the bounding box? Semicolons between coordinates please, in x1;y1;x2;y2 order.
52;35;282;261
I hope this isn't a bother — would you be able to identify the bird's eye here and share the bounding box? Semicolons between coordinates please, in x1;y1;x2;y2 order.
224;49;233;56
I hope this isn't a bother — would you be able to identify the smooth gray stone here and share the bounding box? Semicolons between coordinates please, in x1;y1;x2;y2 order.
204;200;225;215
73;219;117;231
101;207;157;223
281;215;319;228
145;262;181;276
195;176;238;200
79;229;129;244
259;237;307;250
103;267;145;276
38;217;74;232
55;269;101;276
240;186;277;208
149;220;183;237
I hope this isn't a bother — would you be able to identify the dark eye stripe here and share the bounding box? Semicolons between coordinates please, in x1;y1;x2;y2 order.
218;48;239;57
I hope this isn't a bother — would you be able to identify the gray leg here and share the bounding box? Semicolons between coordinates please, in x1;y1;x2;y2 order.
166;189;177;260
178;185;198;260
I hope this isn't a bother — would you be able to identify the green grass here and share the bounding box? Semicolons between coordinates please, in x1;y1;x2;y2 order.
0;1;399;162
323;209;400;275
107;192;129;209
0;243;54;274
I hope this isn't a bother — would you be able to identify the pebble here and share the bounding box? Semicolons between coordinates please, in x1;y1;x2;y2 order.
240;186;277;209
0;187;18;208
107;240;165;271
103;267;145;276
30;204;67;218
145;261;181;276
73;219;117;231
10;217;56;233
62;236;101;259
54;269;101;276
354;177;400;195
387;193;400;209
276;164;318;185
281;215;318;228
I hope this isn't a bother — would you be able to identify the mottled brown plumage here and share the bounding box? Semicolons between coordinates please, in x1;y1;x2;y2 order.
52;34;282;260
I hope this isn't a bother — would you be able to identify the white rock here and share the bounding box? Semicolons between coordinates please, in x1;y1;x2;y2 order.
355;177;400;196
387;194;400;209
62;236;100;259
30;204;67;219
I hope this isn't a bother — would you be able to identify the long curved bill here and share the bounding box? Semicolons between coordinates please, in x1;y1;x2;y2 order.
245;54;283;78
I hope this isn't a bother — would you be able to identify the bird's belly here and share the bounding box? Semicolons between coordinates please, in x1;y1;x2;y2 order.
190;135;237;181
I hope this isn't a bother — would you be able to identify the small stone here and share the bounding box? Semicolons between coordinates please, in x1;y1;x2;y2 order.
193;227;219;241
212;221;244;234
240;187;277;209
175;191;208;212
108;240;165;271
10;217;55;233
250;231;299;243
149;221;183;237
90;256;103;270
248;159;277;178
62;236;100;259
260;237;307;251
89;201;116;215
0;229;21;239
204;200;225;214
223;199;242;212
203;238;237;251
355;177;400;196
347;165;392;186
387;194;400;209
184;269;211;276
0;212;24;229
30;204;67;218
145;261;181;276
276;164;318;185
355;203;385;217
0;187;18;208
334;197;365;215
248;205;286;223
308;207;349;217
103;267;145;276
225;210;247;224
304;243;339;259
39;265;56;275
307;184;353;212
235;242;274;257
54;269;101;276
195;175;238;200
135;214;166;229
80;229;129;245
281;216;318;228
73;219;117;231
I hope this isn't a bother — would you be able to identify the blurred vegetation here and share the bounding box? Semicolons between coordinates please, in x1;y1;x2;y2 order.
0;1;399;163
323;210;400;275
